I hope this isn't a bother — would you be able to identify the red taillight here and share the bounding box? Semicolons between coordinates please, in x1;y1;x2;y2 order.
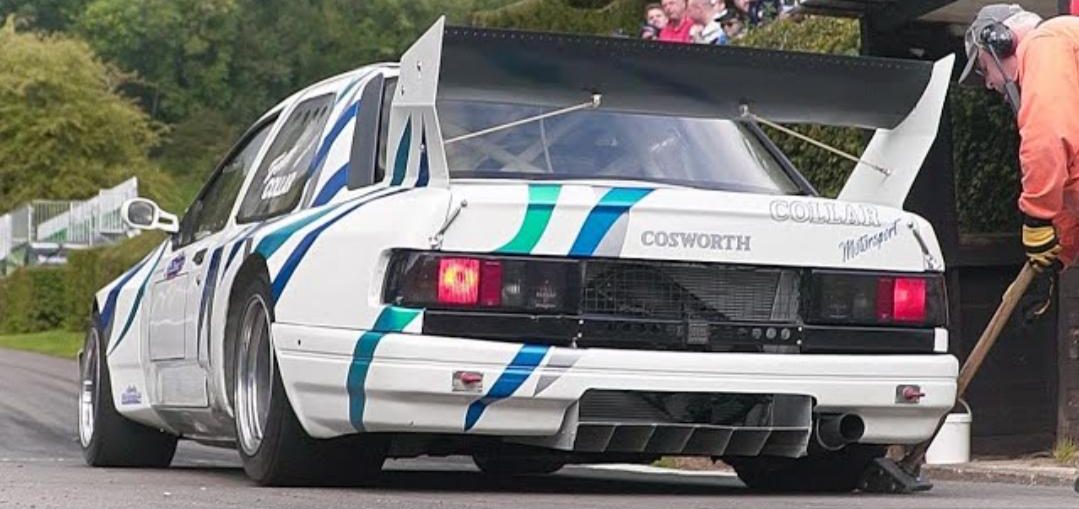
810;271;942;327
892;277;927;323
437;257;503;306
438;258;480;304
388;251;577;313
876;277;927;323
479;260;502;306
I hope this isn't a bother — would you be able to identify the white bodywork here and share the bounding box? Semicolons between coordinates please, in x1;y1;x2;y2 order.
93;20;958;454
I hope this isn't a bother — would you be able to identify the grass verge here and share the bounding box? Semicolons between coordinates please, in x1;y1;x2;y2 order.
0;330;83;358
1053;438;1078;467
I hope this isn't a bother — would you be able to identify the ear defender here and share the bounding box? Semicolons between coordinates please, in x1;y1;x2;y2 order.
979;21;1016;58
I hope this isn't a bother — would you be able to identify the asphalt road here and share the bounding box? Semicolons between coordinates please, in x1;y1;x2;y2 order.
1;347;1076;509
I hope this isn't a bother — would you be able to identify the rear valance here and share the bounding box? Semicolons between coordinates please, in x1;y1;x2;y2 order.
439;26;932;130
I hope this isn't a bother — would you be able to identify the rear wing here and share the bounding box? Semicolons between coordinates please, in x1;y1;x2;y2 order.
385;18;953;208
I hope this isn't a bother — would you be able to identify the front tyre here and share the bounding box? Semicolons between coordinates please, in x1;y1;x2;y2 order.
79;320;177;467
728;445;885;493
232;275;385;486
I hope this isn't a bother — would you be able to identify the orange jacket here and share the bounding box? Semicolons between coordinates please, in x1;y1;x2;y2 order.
1015;16;1079;263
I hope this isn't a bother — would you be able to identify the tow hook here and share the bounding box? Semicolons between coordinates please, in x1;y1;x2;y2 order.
897;384;926;404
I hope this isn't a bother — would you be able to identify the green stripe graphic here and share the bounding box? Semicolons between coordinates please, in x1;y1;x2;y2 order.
497;184;561;253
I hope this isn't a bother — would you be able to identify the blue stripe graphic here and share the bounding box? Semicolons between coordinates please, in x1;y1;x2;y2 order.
464;344;550;431
308;101;359;177
254;206;340;259
108;246;167;355
196;247;224;345
568;187;654;256
346;306;421;430
334;73;367;106
270;189;409;301
390;120;411;186
225;238;245;271
98;254;151;332
312;162;349;206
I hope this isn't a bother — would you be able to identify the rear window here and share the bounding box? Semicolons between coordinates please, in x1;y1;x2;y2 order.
438;101;800;195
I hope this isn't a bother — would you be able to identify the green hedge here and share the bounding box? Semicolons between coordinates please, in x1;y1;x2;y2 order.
0;231;165;334
0;267;66;333
733;17;865;198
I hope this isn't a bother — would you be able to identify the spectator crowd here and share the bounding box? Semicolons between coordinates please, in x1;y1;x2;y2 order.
640;0;797;45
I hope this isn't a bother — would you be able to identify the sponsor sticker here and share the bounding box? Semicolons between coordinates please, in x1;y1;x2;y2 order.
121;386;142;406
165;254;185;279
641;231;751;252
770;199;881;227
838;219;901;262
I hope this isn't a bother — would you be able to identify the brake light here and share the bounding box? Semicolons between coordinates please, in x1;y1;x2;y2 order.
479;260;503;307
388;251;577;313
809;271;943;327
892;277;927;323
438;258;480;304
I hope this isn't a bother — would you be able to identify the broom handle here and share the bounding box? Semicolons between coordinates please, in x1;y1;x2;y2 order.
901;262;1038;470
956;262;1037;396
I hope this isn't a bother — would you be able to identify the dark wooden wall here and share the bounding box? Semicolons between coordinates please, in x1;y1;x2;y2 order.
1057;271;1079;441
953;240;1058;454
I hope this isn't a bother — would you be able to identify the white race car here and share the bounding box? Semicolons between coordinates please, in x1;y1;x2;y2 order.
78;19;958;491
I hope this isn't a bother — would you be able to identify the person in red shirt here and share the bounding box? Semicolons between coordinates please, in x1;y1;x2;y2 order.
658;0;694;43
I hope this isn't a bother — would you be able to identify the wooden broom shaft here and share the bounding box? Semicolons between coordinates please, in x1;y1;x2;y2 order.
901;263;1038;470
956;262;1037;396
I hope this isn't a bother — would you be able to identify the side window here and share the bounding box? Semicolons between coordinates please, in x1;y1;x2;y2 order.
178;119;274;246
237;94;334;222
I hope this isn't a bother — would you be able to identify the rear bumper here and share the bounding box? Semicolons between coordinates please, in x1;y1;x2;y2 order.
272;323;957;450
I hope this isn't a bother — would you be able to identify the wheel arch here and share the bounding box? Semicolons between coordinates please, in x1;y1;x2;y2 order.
223;254;271;413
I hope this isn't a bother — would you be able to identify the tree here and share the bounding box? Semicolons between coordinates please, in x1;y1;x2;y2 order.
471;0;643;35
77;0;238;122
0;19;175;211
0;0;88;32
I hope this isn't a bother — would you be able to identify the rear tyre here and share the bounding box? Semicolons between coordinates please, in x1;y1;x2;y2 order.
232;275;385;486
472;449;565;476
79;319;178;467
728;444;885;493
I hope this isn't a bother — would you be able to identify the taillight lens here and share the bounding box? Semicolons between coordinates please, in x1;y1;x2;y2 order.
888;277;927;323
386;251;578;313
808;271;944;327
437;258;480;305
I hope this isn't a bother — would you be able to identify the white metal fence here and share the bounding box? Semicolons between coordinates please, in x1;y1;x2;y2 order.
0;177;140;263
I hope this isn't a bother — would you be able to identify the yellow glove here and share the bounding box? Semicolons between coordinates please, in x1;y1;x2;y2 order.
1022;216;1062;271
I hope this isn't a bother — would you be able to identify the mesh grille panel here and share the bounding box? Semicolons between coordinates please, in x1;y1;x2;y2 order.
582;261;799;322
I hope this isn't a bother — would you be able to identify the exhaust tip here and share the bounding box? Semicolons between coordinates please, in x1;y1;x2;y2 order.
815;413;865;451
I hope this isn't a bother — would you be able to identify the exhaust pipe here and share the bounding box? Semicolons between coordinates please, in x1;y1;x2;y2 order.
814;413;865;451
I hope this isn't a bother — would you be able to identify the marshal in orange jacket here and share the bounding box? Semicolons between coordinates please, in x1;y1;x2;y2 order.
1016;16;1079;265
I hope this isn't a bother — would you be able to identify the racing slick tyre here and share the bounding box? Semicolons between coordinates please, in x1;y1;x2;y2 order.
231;274;386;486
79;318;178;467
727;444;886;493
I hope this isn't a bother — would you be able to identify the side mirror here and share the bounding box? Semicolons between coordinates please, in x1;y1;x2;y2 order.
121;198;179;234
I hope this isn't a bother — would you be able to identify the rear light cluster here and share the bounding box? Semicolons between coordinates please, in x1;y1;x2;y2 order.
385;251;947;330
806;271;946;327
385;252;579;313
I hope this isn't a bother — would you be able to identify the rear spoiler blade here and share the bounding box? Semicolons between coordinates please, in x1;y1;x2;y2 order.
837;55;954;208
387;19;953;207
